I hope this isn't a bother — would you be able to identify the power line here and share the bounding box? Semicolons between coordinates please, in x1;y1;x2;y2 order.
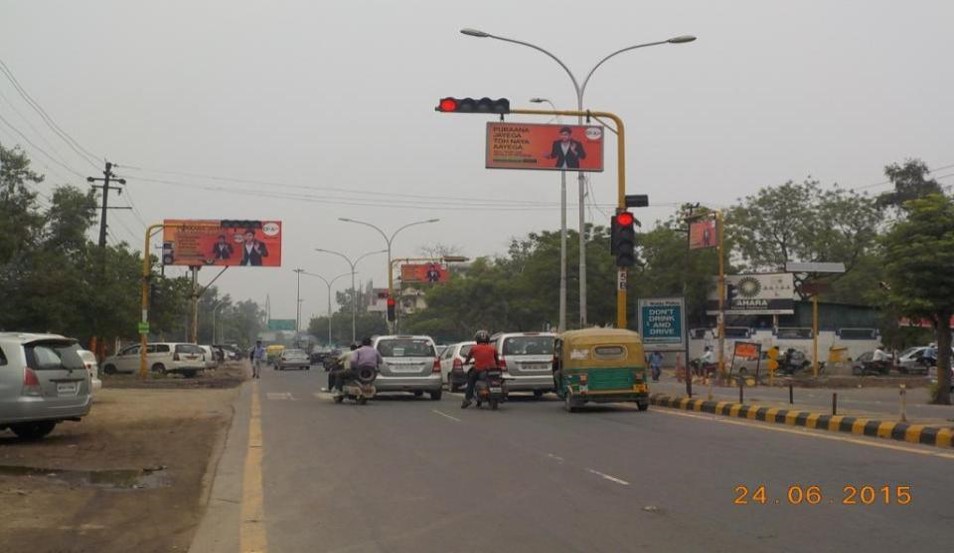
0;58;102;168
0;113;86;178
0;89;79;174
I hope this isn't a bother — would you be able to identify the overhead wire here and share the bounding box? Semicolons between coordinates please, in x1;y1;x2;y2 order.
0;57;102;169
0;113;87;178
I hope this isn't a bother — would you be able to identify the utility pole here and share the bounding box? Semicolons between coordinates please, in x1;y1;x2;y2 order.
87;161;127;250
294;268;304;335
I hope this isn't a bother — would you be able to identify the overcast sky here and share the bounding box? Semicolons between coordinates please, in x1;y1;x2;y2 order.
2;0;952;324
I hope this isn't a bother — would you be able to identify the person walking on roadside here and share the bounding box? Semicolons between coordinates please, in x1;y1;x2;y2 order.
251;340;266;379
649;351;664;382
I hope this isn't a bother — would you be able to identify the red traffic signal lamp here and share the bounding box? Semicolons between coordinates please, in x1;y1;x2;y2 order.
611;212;638;267
436;97;510;114
386;296;396;322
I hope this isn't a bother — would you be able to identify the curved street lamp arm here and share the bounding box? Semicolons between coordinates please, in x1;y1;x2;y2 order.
354;250;387;268
487;34;582;99
390;219;439;243
314;248;354;271
339;218;389;245
580;40;671;98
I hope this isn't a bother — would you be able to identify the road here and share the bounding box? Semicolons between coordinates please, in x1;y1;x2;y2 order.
206;367;953;553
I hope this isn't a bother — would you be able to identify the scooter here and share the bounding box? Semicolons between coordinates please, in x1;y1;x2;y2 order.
472;369;508;410
333;366;377;405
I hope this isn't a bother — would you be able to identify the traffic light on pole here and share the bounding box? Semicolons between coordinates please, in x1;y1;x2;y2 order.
386;296;396;322
612;211;637;267
436;97;510;114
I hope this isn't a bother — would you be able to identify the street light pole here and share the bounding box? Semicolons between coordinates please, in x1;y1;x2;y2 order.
314;248;386;343
461;28;695;327
212;302;227;345
338;218;439;331
530;97;566;332
293;268;304;334
300;270;352;346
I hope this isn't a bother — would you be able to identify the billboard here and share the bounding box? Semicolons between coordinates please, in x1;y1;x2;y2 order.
638;297;686;351
486;122;604;172
706;273;795;315
162;220;282;267
400;263;449;284
267;319;296;331
689;218;717;249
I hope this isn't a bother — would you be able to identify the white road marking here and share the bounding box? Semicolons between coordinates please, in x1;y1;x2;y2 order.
654;407;954;460
266;392;294;400
585;468;630;486
546;453;565;463
431;409;462;422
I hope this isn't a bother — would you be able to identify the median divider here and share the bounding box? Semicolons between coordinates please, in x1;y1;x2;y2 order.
649;393;954;449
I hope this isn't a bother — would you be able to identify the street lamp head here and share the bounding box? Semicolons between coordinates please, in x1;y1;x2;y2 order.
529;98;548;103
667;35;697;44
460;28;491;38
426;218;440;223
338;217;353;223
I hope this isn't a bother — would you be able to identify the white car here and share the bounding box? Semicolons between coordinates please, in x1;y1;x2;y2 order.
199;345;218;369
102;342;206;378
373;335;443;400
438;341;475;392
491;332;556;396
77;349;102;392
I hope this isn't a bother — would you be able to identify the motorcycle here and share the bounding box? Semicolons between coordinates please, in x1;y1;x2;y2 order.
472;369;508;410
333;365;377;405
776;350;812;376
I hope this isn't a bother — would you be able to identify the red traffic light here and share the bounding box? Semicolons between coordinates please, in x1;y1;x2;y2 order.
438;98;458;112
616;212;635;226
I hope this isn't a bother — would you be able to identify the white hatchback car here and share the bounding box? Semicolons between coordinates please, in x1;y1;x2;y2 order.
373;335;443;400
438;341;475;392
77;349;102;392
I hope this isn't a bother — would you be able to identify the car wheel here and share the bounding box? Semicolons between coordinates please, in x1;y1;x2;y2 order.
333;395;344;404
533;390;545;399
490;398;499;410
103;364;117;375
430;390;442;401
357;396;368;405
637;400;649;412
413;391;424;398
151;363;167;375
183;370;197;378
10;421;57;440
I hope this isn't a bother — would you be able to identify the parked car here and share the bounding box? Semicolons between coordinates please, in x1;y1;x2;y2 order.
0;333;93;439
373;335;442;399
491;332;556;397
102;342;206;378
895;346;952;375
851;351;891;375
439;341;475;392
277;349;311;370
77;349;102;392
199;345;218;369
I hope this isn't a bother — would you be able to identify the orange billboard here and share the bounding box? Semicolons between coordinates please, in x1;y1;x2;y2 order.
733;342;761;361
486;122;604;172
162;220;282;267
400;262;449;284
689;218;717;249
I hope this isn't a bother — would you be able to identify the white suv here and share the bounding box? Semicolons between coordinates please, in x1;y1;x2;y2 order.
102;342;206;378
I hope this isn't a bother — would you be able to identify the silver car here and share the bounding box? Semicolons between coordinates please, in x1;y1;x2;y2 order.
276;348;311;370
373;335;442;400
0;333;93;440
492;332;556;396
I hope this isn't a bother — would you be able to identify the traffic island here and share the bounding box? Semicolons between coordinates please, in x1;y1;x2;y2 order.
649;393;954;449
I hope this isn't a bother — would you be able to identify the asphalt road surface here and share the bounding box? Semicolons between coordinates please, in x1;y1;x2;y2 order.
232;368;952;553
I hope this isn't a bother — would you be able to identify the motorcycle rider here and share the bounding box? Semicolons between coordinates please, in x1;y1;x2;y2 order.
325;343;358;393
334;337;382;396
461;329;500;409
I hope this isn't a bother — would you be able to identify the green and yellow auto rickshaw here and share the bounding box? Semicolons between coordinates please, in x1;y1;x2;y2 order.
553;328;649;413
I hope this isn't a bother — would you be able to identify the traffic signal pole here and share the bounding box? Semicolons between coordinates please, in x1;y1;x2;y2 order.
140;223;165;380
509;108;628;328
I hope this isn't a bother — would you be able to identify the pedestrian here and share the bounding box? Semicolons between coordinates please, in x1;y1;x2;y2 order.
649;351;664;382
251;340;266;379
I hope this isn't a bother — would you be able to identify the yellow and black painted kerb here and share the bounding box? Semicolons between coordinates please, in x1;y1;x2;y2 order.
649;394;954;449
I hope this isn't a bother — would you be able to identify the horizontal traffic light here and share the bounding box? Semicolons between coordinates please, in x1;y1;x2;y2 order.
436;97;510;114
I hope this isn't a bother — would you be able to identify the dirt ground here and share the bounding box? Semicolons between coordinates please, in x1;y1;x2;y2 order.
0;362;246;553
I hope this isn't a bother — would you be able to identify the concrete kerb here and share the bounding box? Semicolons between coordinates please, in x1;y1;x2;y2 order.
649;393;954;449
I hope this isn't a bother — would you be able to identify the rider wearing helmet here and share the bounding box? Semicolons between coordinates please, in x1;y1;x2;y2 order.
461;330;499;408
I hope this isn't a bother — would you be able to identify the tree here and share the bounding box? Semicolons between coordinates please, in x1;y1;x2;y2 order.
877;158;942;210
729;178;881;273
882;194;954;404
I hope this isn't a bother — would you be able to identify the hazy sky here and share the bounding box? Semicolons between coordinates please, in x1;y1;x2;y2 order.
2;0;952;324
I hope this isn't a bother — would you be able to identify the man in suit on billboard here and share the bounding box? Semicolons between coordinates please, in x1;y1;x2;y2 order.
544;126;587;169
240;229;269;266
212;234;234;262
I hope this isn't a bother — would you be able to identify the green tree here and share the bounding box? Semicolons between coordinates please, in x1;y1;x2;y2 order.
877;158;942;210
882;193;954;404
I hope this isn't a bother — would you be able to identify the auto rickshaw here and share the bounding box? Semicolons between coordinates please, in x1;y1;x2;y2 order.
265;344;285;366
553;328;649;413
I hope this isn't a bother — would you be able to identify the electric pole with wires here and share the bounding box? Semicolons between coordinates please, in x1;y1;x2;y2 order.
88;161;127;249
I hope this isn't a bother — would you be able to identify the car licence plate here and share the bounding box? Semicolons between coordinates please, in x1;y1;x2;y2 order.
525;364;550;370
57;382;79;396
490;387;502;393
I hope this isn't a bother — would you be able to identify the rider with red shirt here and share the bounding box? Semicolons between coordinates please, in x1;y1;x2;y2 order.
461;330;499;409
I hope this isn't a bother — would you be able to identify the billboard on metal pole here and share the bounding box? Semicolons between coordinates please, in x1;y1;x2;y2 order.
638;297;686;351
486;122;604;172
400;263;449;284
706;273;795;315
689;218;717;249
162;220;283;267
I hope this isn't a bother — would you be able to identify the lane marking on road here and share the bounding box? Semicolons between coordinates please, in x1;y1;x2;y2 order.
654;407;954;461
585;468;630;486
546;453;565;463
431;409;462;422
265;392;294;400
240;381;268;553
